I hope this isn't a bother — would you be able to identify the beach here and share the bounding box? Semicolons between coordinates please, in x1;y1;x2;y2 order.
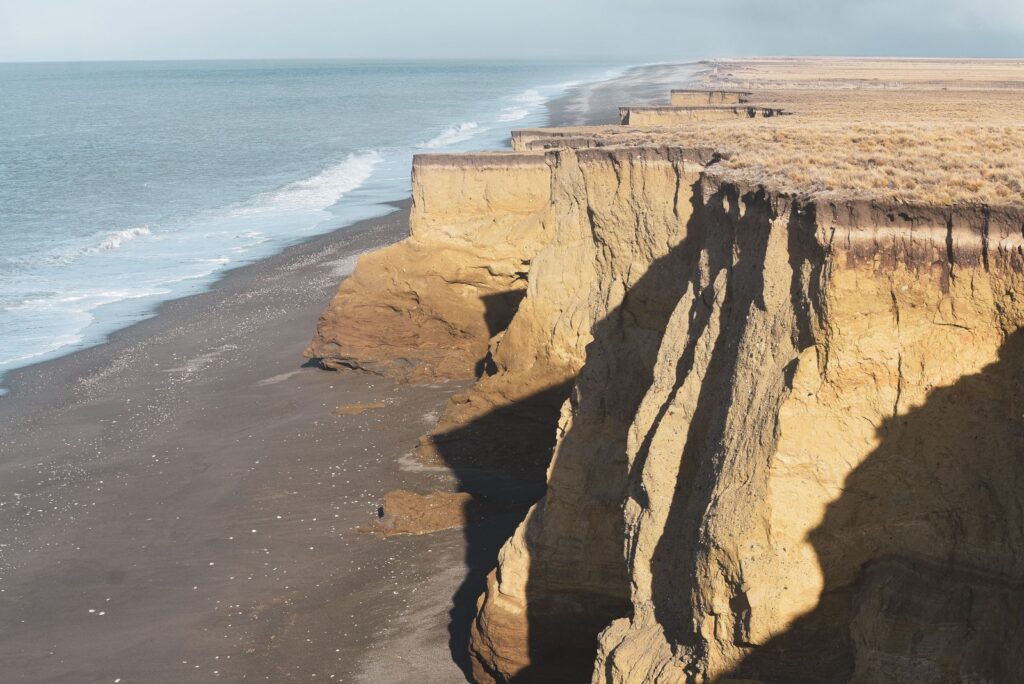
0;203;478;682
0;64;697;682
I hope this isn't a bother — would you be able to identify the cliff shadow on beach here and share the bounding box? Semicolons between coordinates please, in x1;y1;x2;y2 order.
424;378;572;680
429;177;714;682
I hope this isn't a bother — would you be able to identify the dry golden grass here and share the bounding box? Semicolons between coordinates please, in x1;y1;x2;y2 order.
518;60;1024;206
521;120;1024;205
747;88;1024;124
703;57;1024;91
688;121;1024;205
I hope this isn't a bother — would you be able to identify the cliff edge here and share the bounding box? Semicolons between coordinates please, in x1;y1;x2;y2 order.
307;59;1024;682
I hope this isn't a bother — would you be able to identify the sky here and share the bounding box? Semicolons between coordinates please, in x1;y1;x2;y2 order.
1;0;1022;63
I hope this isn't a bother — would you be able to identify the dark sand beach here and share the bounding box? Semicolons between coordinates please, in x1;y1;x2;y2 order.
0;204;477;683
0;64;697;683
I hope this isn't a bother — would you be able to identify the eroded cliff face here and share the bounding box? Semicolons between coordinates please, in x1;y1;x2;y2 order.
593;198;1024;683
305;152;552;382
468;147;706;682
309;77;1024;683
413;153;1024;682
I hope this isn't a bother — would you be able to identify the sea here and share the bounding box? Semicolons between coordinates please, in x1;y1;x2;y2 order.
0;60;628;394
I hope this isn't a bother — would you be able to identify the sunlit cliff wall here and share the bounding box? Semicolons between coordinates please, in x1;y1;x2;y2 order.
308;88;1024;683
595;193;1024;683
305;152;551;381
670;90;749;106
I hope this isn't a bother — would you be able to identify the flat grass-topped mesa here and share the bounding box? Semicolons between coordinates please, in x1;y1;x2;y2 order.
517;71;1024;207
619;104;788;125
669;88;751;105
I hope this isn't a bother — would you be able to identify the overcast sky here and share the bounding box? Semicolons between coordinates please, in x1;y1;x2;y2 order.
1;0;1022;63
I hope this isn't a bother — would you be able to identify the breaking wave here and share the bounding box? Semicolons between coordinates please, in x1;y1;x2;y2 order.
418;122;480;149
90;225;151;253
231;151;381;217
498;87;553;122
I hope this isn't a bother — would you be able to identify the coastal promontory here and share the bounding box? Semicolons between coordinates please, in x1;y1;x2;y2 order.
307;58;1024;682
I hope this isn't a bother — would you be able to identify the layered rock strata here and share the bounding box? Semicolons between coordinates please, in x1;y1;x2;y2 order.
670;89;749;106
305;152;552;382
595;195;1024;683
309;71;1024;683
619;105;786;125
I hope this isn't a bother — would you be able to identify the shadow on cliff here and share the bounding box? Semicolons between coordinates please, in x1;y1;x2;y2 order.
425;377;572;680
634;194;827;682
434;178;719;682
423;285;573;679
475;290;528;377
720;327;1024;682
635;310;1024;682
633;189;1024;680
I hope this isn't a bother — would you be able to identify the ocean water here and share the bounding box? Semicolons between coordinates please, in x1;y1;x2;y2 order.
0;59;626;393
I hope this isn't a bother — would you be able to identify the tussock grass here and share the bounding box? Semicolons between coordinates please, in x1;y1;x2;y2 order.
688;73;1024;205
526;62;1024;206
676;120;1024;205
703;57;1024;91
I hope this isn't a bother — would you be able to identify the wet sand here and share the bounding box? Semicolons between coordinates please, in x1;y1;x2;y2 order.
0;63;698;683
0;203;479;682
547;62;701;126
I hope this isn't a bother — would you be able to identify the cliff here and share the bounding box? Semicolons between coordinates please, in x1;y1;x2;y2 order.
619;105;786;125
595;193;1024;682
305;152;552;382
670;89;750;106
465;156;1024;683
307;59;1024;682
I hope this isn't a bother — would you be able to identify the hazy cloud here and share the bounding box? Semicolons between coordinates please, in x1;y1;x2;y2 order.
0;0;1021;62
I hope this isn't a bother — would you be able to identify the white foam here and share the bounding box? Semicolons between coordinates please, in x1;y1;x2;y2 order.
0;332;85;367
418;122;479;149
0;153;382;378
90;225;151;253
7;225;154;268
498;108;530;122
0;286;172;371
7;289;165;313
497;88;549;122
231;151;380;217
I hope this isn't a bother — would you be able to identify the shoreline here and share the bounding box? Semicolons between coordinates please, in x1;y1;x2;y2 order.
0;202;403;411
546;61;700;126
0;62;698;683
0;61;701;402
0;201;471;682
0;59;635;396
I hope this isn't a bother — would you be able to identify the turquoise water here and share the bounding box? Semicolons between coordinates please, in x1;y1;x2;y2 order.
0;60;625;391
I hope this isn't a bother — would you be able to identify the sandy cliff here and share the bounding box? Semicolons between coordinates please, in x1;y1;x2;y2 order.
308;59;1024;682
619;105;785;125
468;145;708;681
595;194;1024;682
670;90;749;106
305;152;552;382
